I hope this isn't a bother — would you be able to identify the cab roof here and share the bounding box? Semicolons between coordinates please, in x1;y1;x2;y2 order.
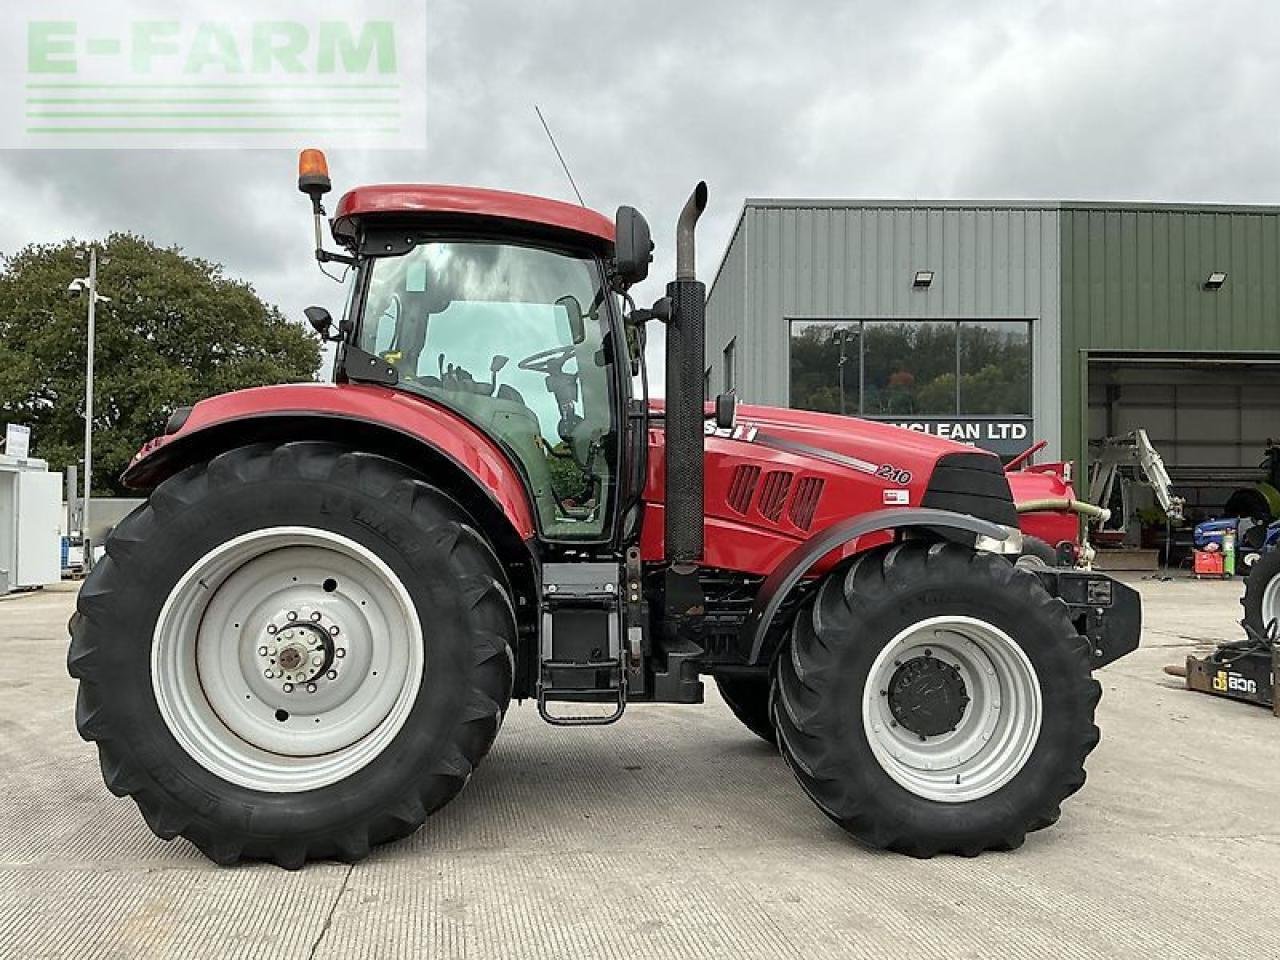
332;184;615;248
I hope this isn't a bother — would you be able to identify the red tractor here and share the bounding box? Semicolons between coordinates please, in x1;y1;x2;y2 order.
68;153;1140;868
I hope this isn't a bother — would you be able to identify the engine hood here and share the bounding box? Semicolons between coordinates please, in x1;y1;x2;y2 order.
729;402;982;469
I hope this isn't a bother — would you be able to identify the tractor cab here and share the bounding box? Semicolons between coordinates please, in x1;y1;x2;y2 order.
311;180;643;547
293;168;664;552
350;229;623;540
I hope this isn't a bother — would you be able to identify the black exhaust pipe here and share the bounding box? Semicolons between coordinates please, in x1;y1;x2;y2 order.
665;182;709;565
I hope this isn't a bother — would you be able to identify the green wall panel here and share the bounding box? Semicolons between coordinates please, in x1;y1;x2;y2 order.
1059;204;1280;463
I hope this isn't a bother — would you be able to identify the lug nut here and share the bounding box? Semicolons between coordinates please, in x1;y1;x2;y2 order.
264;669;275;679
335;648;346;659
283;683;294;693
306;683;317;693
287;611;297;621
267;625;277;635
330;626;340;636
258;646;268;656
327;670;337;680
311;611;322;621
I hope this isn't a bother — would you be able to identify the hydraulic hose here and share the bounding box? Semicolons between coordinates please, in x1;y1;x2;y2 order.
1016;497;1111;523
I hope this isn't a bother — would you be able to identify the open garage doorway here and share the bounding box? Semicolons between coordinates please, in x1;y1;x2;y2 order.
1086;353;1280;563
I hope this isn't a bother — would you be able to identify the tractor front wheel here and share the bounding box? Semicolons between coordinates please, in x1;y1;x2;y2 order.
773;541;1100;857
68;442;515;868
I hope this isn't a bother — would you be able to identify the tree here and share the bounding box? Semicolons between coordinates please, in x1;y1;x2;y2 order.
0;233;321;494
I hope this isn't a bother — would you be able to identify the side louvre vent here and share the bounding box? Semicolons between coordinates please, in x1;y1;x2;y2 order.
726;465;761;515
758;470;793;522
788;476;825;530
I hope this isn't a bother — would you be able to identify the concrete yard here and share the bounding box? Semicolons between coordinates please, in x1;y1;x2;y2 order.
3;576;1278;959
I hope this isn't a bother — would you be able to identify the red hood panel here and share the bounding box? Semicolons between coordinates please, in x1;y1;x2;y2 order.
641;402;1003;573
731;402;978;467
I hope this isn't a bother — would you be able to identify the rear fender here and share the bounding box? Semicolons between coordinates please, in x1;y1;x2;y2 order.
740;507;1018;666
123;384;538;541
121;387;541;679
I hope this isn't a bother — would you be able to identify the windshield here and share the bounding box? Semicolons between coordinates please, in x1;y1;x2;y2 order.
358;240;617;541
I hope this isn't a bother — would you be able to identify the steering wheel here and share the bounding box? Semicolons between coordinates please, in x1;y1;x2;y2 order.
518;344;576;374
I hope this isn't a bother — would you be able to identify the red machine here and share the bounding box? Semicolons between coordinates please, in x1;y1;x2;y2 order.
68;152;1140;868
1005;440;1094;564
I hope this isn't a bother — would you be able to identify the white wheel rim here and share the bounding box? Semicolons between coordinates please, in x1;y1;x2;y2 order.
861;615;1042;803
152;526;423;793
1263;575;1280;630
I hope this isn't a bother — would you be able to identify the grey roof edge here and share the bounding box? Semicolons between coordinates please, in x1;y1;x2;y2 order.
706;201;748;302
742;197;1280;215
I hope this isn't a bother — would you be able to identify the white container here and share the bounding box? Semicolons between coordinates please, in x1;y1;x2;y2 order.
0;454;62;590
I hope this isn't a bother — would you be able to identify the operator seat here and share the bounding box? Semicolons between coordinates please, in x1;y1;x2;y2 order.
422;379;562;531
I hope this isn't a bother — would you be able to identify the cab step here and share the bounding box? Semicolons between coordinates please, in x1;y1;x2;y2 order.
536;563;626;726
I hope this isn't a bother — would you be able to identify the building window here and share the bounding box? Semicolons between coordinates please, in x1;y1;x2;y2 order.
861;321;957;416
723;339;736;394
789;321;859;414
958;321;1031;415
788;319;1032;418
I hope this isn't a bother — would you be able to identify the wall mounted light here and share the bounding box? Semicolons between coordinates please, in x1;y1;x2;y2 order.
1204;271;1227;290
913;270;934;288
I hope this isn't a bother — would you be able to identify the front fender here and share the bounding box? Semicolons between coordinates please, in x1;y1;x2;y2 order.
123;383;539;541
740;507;1018;665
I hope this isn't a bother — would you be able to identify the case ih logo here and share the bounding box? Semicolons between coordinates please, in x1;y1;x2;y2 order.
1;1;425;149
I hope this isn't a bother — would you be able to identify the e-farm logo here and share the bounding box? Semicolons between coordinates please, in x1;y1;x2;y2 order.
2;2;426;148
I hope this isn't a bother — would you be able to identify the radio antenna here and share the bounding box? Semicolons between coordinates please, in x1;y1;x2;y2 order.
535;104;586;207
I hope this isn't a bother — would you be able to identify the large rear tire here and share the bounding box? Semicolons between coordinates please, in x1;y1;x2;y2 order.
1242;548;1280;636
715;673;776;744
773;541;1100;857
68;442;515;868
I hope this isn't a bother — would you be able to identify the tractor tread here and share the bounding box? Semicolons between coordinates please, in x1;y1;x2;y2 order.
67;441;515;869
773;540;1101;858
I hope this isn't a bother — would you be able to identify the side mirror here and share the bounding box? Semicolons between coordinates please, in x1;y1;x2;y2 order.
715;392;737;430
614;205;653;287
556;295;586;345
304;305;335;340
490;354;509;374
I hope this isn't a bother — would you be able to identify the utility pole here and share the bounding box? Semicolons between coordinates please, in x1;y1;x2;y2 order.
71;248;107;569
84;247;97;565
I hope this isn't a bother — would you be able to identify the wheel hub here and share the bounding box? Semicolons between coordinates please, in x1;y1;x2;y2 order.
259;617;340;690
887;653;970;737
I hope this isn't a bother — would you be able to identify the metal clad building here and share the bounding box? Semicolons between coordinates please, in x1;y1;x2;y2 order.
707;198;1280;513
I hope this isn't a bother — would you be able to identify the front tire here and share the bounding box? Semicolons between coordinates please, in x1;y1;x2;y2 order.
773;541;1100;857
68;442;515;868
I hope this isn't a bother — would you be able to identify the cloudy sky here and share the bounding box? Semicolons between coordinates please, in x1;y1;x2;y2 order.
2;0;1278;389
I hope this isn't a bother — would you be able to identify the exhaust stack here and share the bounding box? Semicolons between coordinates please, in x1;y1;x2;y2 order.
664;182;709;565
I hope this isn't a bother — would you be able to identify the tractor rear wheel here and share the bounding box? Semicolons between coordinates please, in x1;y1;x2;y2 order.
1242;547;1280;636
773;540;1100;857
68;442;515;868
715;673;776;744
